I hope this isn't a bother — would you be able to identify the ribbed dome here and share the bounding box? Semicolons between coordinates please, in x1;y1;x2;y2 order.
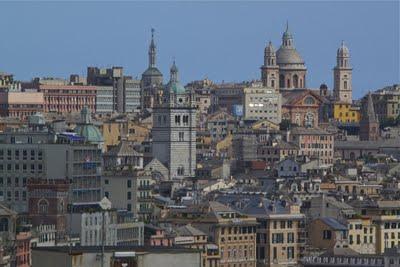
276;47;304;65
75;124;103;143
166;81;186;94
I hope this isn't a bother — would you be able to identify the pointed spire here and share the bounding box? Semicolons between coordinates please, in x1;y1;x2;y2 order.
170;60;178;82
282;21;293;47
366;92;378;123
148;28;156;68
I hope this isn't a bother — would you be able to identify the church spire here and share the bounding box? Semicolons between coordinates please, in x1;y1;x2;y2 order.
170;60;179;83
282;21;294;47
149;28;156;68
365;92;378;123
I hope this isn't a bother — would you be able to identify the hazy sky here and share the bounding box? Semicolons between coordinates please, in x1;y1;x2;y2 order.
0;1;399;98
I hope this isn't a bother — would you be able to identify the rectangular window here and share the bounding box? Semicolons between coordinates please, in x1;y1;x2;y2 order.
287;247;294;260
183;115;189;126
30;150;35;160
179;132;184;141
175;115;181;125
287;233;294;243
127;192;132;200
323;230;332;240
127;180;132;188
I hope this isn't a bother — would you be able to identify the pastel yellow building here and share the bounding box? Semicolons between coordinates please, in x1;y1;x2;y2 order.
347;217;376;254
333;102;360;123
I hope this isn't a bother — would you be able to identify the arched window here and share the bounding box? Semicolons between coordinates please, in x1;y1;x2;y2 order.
293;75;299;88
38;199;49;214
279;75;285;88
0;218;8;232
271;80;275;88
287;79;291;88
304;97;315;105
344;81;348;89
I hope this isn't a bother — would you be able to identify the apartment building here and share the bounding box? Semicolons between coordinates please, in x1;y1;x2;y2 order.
38;84;96;114
242;199;305;267
347;217;376;254
350;200;400;254
288;127;334;165
243;84;282;124
0;91;44;120
309;217;348;253
194;201;258;267
0;128;102;212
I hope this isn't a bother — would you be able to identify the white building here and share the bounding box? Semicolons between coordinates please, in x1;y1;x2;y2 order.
243;83;282;124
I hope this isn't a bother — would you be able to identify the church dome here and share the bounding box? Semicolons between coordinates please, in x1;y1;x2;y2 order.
166;81;186;94
276;47;305;65
74;124;103;143
166;61;186;94
74;106;103;143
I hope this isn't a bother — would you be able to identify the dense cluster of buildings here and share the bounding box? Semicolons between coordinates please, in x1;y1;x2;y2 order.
0;24;399;267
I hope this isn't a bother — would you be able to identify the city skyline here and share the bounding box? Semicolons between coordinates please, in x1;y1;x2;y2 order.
0;1;398;98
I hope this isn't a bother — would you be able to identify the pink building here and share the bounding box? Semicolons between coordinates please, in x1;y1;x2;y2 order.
289;127;334;165
16;231;31;267
39;84;96;114
0;91;44;120
149;228;174;247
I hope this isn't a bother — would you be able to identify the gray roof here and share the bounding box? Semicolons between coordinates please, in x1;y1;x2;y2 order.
320;217;347;231
104;141;142;157
175;224;206;237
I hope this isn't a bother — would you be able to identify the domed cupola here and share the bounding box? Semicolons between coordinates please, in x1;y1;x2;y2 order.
337;41;350;57
276;22;305;66
166;60;186;95
74;106;104;147
282;22;294;47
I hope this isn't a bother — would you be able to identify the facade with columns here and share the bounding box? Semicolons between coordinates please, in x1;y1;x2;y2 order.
261;23;307;90
152;62;196;180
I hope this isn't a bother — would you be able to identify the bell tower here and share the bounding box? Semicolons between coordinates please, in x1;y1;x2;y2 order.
261;41;279;90
333;41;353;104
